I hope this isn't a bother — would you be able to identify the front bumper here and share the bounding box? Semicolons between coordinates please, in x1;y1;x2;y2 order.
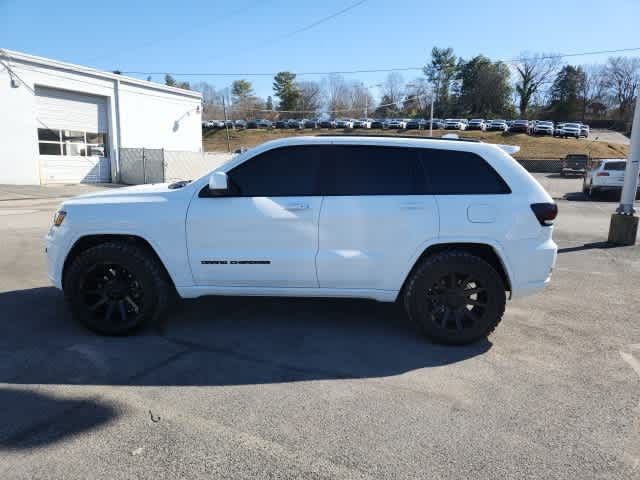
45;228;65;289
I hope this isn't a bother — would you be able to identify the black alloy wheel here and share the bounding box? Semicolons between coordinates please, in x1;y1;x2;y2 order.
403;251;506;345
80;263;145;331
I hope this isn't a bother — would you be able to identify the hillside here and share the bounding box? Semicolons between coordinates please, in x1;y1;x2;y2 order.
203;128;629;160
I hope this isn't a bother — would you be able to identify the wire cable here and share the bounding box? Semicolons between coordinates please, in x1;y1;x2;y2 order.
120;46;640;77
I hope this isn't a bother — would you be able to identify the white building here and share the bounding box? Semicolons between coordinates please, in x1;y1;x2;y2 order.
0;49;202;185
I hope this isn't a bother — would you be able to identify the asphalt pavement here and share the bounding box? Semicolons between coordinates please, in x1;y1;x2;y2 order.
0;175;639;479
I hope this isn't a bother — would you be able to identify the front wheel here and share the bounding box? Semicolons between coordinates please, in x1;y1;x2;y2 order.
63;242;171;335
403;251;506;345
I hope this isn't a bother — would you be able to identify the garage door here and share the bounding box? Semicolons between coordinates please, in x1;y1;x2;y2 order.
35;86;111;184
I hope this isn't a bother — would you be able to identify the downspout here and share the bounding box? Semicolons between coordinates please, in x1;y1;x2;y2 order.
113;78;122;183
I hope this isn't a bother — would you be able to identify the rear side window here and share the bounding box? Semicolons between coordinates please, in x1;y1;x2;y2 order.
604;162;626;171
419;149;511;194
324;146;420;195
228;145;324;196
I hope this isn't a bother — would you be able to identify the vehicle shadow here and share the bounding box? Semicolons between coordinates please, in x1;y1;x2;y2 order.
0;287;491;388
0;388;116;451
563;191;621;202
557;241;620;254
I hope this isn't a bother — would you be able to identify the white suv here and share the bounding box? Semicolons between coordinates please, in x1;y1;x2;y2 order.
46;136;558;345
583;158;637;197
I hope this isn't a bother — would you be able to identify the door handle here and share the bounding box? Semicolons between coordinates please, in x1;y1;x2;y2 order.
400;202;425;210
284;203;310;211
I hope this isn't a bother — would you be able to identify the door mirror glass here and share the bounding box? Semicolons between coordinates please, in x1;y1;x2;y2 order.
208;171;228;192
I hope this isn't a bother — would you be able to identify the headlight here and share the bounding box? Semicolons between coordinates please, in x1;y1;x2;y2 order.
53;210;67;227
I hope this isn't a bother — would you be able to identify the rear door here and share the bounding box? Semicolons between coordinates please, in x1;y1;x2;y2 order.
186;145;323;287
420;148;512;243
316;145;438;291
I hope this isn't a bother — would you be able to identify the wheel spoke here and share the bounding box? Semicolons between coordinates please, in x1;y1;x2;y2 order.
118;300;127;322
104;301;115;320
466;299;486;307
89;296;108;311
464;308;480;326
463;287;485;296
441;308;452;328
124;296;140;313
454;310;464;331
84;289;103;296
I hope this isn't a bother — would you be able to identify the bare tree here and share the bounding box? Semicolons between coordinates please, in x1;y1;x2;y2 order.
604;56;640;121
323;74;351;114
348;82;374;117
192;82;225;119
579;64;609;120
296;81;322;117
380;72;405;110
404;78;431;116
514;52;561;116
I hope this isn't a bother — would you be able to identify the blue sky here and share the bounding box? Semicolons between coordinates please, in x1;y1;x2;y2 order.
2;0;639;99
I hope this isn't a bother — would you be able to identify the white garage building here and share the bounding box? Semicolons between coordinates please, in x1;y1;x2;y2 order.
0;49;202;185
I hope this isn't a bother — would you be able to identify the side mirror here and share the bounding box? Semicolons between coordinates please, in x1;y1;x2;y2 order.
208;171;228;192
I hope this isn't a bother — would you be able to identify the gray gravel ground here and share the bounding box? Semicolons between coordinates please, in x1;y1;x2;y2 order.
0;175;639;479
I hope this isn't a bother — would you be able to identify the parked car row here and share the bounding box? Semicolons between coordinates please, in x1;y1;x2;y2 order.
203;118;590;137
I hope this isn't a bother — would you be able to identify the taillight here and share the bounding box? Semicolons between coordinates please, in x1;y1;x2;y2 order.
597;172;610;176
530;203;558;226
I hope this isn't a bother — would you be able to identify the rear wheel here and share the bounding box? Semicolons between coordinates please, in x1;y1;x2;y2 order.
63;242;171;335
403;251;506;345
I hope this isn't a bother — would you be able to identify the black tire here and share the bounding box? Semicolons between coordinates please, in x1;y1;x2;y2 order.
63;242;171;335
403;251;506;345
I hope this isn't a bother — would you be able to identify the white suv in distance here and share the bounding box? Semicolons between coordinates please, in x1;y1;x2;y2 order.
583;158;637;198
444;119;467;130
533;121;554;136
559;122;582;138
46;136;558;345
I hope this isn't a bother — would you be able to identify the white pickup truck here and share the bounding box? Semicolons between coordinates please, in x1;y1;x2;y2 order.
46;136;557;345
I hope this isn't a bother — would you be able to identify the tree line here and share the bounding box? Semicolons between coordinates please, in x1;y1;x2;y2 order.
170;47;639;125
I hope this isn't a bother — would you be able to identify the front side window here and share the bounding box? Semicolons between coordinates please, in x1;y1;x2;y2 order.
228;145;323;196
324;145;420;196
420;149;511;195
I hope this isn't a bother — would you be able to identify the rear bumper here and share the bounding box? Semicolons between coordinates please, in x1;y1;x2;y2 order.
507;236;557;300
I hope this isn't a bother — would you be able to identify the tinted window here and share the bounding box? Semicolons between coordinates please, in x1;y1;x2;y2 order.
228;146;323;196
604;162;626;171
420;149;511;194
324;146;420;195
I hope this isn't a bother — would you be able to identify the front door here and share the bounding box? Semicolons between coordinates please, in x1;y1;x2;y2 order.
186;145;323;287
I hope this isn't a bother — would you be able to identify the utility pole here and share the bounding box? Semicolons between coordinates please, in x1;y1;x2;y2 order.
222;96;231;153
608;94;640;245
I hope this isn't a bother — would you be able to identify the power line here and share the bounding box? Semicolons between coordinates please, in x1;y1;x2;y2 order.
204;0;369;64
87;1;269;64
120;46;640;77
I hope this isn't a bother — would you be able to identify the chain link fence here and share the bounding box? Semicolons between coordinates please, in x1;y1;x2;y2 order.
119;148;165;184
517;159;563;173
119;148;233;185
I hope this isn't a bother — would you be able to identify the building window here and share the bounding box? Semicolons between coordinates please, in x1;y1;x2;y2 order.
37;128;108;157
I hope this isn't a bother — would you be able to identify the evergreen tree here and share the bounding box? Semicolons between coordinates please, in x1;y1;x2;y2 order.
273;71;300;112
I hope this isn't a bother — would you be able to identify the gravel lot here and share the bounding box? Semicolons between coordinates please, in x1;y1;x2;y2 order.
0;175;639;479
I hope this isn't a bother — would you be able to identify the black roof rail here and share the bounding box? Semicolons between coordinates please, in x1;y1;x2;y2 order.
314;133;481;143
